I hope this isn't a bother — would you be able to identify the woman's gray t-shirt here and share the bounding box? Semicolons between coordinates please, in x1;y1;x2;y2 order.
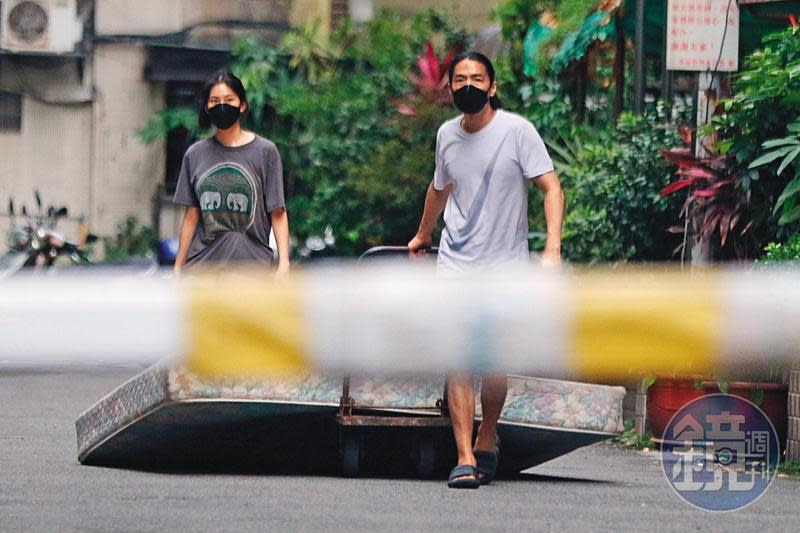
173;135;285;267
433;110;553;273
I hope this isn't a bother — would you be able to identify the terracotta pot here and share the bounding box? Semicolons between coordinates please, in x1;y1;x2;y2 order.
647;377;716;441
726;381;788;449
647;378;788;450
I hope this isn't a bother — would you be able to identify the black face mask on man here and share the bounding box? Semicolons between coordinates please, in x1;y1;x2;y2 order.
452;85;489;115
206;103;241;130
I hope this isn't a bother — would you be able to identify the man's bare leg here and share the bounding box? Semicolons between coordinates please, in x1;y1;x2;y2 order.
447;371;477;480
474;373;507;452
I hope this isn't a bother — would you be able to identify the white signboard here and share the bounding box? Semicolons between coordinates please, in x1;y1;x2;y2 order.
667;0;740;72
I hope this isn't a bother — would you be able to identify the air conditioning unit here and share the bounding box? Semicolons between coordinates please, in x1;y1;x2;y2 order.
1;0;83;53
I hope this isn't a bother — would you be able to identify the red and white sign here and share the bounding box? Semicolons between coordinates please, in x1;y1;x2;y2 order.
666;0;739;72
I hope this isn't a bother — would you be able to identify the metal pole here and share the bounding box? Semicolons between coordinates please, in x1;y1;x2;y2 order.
613;10;626;120
661;0;673;109
634;0;645;114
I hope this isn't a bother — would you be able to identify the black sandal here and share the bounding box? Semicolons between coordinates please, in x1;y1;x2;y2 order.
474;434;500;485
447;464;481;489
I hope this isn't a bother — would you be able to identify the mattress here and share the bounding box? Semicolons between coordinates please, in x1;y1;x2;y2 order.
76;366;626;473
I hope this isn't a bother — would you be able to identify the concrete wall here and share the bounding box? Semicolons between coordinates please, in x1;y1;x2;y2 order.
289;0;331;34
96;0;289;35
286;1;501;34
788;365;800;460
90;42;165;237
1;0;292;251
0;43;161;245
95;1;182;35
377;0;502;30
158;201;184;241
0;96;92;244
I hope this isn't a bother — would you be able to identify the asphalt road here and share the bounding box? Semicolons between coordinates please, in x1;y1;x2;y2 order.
1;366;798;532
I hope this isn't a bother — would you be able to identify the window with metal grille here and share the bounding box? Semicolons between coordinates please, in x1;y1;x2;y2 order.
0;91;23;132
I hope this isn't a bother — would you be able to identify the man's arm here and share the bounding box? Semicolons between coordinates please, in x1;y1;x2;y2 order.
533;171;564;265
408;181;453;252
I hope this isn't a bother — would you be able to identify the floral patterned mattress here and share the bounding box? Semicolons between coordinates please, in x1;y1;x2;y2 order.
76;365;625;465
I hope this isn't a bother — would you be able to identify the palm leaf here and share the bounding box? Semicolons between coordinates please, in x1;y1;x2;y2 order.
774;174;800;213
777;146;800;175
749;145;798;168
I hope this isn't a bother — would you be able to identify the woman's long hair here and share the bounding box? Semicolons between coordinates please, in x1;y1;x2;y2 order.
198;70;249;129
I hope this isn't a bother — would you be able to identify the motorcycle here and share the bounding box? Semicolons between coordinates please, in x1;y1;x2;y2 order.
1;191;97;278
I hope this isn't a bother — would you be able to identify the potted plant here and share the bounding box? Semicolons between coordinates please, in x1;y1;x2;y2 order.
647;372;789;450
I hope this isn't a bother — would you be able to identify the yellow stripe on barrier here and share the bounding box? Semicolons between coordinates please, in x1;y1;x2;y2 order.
185;273;310;377
572;272;721;378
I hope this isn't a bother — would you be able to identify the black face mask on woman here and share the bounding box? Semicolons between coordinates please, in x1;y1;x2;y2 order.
206;103;241;130
452;84;489;115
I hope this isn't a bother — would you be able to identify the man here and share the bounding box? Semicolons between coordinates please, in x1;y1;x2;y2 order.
408;52;564;489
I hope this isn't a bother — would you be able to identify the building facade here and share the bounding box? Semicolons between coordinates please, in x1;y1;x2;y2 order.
1;0;498;251
1;0;289;248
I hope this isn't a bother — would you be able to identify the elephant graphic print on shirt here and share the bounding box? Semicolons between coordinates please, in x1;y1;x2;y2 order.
200;191;221;210
195;162;257;240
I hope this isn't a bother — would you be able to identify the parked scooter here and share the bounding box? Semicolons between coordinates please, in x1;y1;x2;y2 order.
1;191;97;278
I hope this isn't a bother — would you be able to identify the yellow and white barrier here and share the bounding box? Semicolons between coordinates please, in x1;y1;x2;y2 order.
1;265;798;378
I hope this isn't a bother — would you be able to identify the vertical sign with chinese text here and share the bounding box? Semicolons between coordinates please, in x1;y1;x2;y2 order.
667;0;739;71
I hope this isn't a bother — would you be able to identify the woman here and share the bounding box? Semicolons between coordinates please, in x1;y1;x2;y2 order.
173;70;290;277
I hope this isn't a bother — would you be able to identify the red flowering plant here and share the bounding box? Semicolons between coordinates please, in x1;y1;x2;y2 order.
660;147;758;260
396;42;455;116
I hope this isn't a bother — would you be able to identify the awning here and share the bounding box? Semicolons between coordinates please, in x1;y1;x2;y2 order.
134;21;287;82
144;44;230;82
552;10;615;73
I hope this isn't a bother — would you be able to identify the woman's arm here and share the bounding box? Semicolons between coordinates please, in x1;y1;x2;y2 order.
271;207;290;276
174;206;200;275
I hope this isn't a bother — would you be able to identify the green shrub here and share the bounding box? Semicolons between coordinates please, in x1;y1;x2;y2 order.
103;217;157;262
709;28;800;249
760;233;800;263
540;109;687;262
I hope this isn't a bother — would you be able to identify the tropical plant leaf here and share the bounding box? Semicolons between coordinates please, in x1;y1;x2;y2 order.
777;146;800;175
774;174;800;213
748;145;798;168
693;188;722;198
712;179;734;189
660;179;694;196
702;208;722;234
661;148;697;166
719;210;733;246
762;137;800;149
778;203;800;225
545;139;577;164
679;166;716;179
729;212;740;230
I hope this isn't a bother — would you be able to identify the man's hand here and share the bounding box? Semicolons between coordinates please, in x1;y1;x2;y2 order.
408;233;433;255
274;261;290;281
409;182;450;257
540;247;561;268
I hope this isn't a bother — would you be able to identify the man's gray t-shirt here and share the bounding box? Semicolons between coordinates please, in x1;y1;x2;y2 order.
433;110;553;273
173;135;285;267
